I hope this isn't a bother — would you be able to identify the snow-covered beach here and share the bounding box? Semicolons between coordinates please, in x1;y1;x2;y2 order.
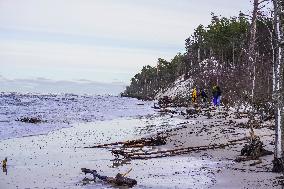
0;93;282;189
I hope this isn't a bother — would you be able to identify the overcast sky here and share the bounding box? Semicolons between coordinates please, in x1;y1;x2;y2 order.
0;0;253;89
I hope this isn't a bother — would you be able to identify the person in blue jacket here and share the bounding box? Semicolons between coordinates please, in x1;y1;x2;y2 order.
212;85;222;106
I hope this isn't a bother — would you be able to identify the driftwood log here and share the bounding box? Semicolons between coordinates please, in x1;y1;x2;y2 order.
81;168;137;187
85;136;166;149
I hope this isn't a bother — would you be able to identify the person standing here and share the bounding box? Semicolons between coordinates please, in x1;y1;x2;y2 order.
192;87;197;103
212;85;221;106
200;89;208;103
216;86;222;106
212;85;218;106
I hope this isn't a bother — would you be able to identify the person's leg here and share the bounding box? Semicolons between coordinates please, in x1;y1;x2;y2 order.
217;96;221;106
213;97;217;106
216;96;219;106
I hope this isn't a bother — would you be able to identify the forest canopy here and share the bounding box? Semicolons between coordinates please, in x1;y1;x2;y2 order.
123;12;274;108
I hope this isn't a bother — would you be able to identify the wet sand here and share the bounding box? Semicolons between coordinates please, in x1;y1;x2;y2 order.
0;107;282;189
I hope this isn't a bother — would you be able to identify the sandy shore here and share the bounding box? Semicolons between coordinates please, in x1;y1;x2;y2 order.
0;114;217;189
0;106;282;188
163;106;280;188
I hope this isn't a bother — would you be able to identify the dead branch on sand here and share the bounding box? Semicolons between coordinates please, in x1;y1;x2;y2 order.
81;168;137;187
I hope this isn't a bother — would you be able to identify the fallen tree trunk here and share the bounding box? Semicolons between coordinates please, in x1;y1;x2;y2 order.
112;137;251;160
85;136;166;149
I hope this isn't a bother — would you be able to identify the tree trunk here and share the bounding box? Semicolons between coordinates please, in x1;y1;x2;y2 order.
249;0;259;103
198;48;201;62
272;0;284;173
279;0;284;160
233;42;235;67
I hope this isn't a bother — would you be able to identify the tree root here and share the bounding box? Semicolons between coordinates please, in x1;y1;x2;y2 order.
236;127;273;163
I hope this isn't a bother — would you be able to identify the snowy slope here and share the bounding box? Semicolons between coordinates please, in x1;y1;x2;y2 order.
154;58;220;100
155;75;193;99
